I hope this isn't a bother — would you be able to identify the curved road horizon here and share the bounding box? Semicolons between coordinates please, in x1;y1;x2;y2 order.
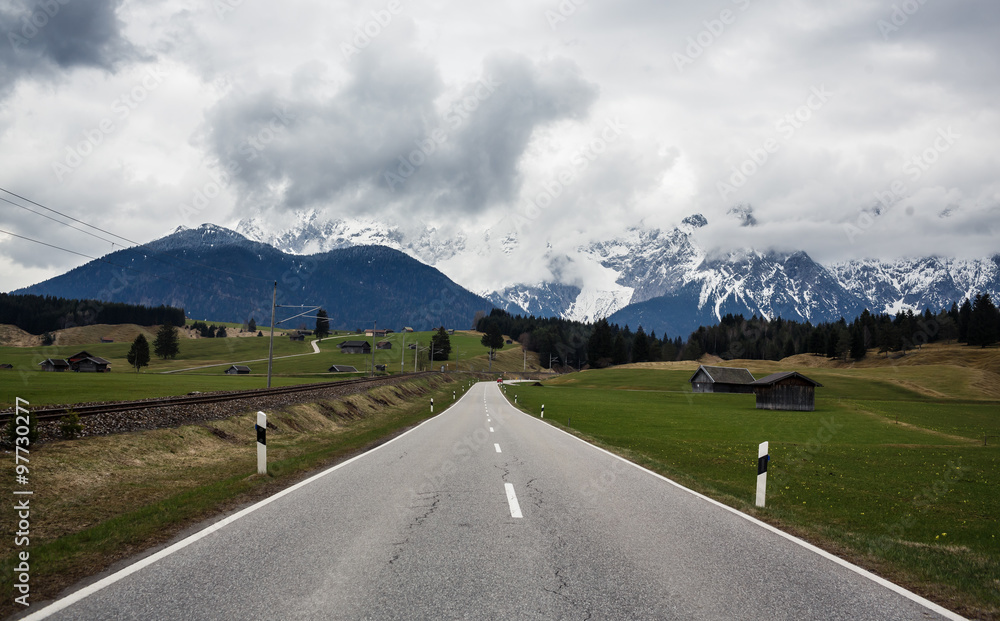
22;382;965;620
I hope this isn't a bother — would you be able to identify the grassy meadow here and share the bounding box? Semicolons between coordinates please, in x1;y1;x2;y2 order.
0;326;529;408
506;363;1000;618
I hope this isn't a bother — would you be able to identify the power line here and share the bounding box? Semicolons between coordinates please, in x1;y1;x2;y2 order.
0;186;272;284
4;192;268;294
1;196;122;248
0;228;260;305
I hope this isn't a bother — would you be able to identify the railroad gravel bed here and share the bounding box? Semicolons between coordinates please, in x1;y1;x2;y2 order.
30;374;441;444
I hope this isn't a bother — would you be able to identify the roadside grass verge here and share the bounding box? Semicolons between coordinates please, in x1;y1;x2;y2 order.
0;374;474;619
504;372;1000;620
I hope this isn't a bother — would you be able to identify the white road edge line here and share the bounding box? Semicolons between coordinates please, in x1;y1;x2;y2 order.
496;385;969;621
20;382;483;621
494;443;502;453
505;483;523;518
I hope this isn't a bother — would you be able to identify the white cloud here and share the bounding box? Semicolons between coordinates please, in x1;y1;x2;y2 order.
1;0;999;293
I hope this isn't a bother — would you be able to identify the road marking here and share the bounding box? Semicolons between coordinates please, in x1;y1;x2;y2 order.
494;443;502;453
505;483;523;518
506;399;970;621
490;427;494;432
19;377;482;621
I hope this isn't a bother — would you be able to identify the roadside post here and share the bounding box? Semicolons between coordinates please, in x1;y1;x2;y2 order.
256;411;267;475
541;404;544;418
431;398;434;413
756;441;769;507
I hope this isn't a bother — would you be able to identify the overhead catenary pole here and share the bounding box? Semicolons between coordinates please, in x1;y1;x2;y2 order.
267;281;276;388
371;321;376;377
401;331;405;374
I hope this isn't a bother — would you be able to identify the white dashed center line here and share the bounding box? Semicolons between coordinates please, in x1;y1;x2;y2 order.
494;443;502;453
505;483;523;518
489;427;494;432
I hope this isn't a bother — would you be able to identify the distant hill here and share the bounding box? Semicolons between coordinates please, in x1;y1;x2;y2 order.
15;224;493;331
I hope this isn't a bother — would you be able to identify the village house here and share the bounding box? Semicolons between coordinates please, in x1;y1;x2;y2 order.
38;359;70;372
67;351;111;373
376;341;392;350
689;365;755;393
751;372;822;411
339;340;372;355
225;365;251;375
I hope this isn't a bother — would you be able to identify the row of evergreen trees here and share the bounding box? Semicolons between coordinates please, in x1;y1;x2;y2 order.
477;292;1000;368
0;293;185;335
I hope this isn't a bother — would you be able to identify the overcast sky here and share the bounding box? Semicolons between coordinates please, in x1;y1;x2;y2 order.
2;0;999;293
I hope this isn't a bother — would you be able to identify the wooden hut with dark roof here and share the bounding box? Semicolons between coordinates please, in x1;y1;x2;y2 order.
67;351;111;373
38;358;70;372
689;365;756;393
751;372;822;411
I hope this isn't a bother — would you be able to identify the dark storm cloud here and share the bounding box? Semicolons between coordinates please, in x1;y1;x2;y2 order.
199;30;599;219
0;0;137;98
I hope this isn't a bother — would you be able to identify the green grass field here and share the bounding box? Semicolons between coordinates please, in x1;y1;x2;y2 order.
507;368;1000;618
0;329;498;408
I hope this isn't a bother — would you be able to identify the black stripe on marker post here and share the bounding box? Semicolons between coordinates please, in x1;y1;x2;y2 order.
256;424;266;446
757;454;768;475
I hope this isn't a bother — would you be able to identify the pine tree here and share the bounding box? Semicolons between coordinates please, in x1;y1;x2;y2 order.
154;322;180;359
248;317;256;332
431;326;452;361
958;298;973;342
632;326;649;362
968;293;999;347
315;309;330;339
126;334;150;371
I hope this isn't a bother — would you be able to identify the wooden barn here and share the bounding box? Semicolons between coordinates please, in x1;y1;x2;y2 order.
689;365;756;393
38;359;70;372
67;351;111;373
339;340;371;355
365;329;388;337
376;341;392;350
751;372;822;411
225;365;251;375
328;365;358;373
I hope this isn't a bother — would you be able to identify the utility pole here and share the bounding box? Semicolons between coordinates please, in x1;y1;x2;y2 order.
267;281;276;388
370;320;376;377
400;331;405;374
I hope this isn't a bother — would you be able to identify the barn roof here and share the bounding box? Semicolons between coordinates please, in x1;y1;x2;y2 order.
339;340;371;348
74;355;111;365
751;371;823;387
328;365;359;372
228;364;252;372
689;365;755;384
39;358;70;368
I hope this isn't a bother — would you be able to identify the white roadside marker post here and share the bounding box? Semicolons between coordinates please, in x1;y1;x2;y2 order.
541;404;544;418
431;398;434;413
256;411;267;475
756;441;769;508
453;390;456;401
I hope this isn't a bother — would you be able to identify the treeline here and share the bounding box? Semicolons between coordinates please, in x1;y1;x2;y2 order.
0;293;185;335
475;310;683;369
477;292;1000;368
687;293;1000;361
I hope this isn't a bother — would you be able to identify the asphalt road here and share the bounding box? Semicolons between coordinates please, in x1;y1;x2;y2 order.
25;381;963;620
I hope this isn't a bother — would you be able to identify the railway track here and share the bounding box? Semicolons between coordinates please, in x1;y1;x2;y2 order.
0;372;437;423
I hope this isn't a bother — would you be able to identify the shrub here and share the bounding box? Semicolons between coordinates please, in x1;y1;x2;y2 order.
60;411;83;440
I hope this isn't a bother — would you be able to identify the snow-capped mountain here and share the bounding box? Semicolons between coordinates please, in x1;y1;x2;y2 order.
236;212;1000;337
